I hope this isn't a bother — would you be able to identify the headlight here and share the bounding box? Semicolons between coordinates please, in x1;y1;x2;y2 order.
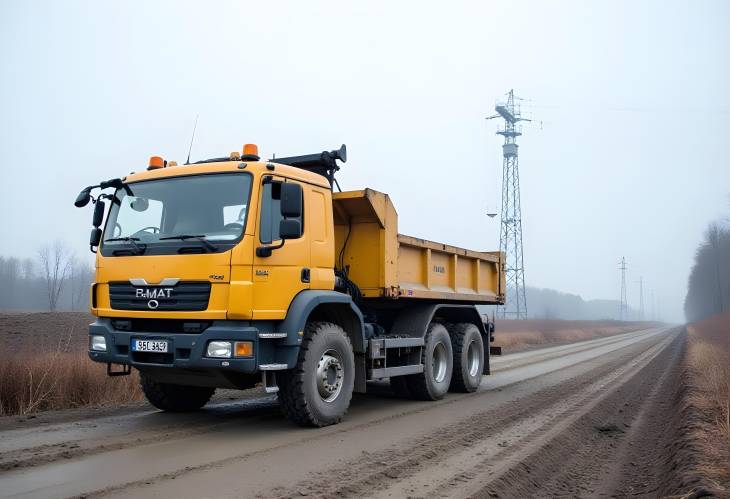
90;335;107;352
206;341;232;358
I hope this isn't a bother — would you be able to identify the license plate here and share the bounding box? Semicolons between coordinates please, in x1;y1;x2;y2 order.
132;339;169;353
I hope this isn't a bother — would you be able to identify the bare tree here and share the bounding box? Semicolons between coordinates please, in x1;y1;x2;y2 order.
21;258;35;280
0;256;21;308
68;257;93;311
38;241;72;311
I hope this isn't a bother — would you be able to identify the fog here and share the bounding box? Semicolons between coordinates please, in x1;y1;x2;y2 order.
1;1;729;322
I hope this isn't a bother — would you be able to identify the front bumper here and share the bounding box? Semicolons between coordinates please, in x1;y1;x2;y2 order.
88;318;286;373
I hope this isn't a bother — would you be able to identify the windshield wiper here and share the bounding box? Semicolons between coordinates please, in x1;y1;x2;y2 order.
105;237;146;255
159;234;217;252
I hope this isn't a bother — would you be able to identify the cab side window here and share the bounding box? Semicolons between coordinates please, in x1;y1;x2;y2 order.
259;181;303;244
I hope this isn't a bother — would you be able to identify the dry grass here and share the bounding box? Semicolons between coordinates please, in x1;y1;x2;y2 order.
493;320;652;350
685;312;730;491
0;331;142;417
688;342;730;438
687;313;730;439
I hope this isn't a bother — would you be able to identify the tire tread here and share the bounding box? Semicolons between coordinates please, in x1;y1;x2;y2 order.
278;321;353;427
448;322;483;393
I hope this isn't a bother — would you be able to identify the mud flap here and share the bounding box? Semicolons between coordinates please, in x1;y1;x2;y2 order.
489;346;503;356
262;370;279;393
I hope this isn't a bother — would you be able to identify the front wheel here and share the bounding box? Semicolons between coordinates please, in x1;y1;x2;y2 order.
277;321;355;427
140;373;215;412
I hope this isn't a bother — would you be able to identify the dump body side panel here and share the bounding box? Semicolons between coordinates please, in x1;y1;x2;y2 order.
333;189;504;305
397;235;503;303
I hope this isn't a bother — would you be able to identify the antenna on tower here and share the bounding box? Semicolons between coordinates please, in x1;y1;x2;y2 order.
486;89;531;319
619;257;628;321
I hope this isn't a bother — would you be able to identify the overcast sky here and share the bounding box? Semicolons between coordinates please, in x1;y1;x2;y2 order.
1;1;728;322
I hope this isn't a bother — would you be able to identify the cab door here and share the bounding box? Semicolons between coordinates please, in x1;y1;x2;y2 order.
252;176;310;319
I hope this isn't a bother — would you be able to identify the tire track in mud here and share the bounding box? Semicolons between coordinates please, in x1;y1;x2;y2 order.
263;329;679;499
457;329;685;498
489;327;664;372
0;397;280;472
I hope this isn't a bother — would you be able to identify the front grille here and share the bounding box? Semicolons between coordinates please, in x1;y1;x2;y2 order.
109;282;212;311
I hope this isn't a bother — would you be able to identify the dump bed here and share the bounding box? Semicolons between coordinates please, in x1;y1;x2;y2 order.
333;189;505;304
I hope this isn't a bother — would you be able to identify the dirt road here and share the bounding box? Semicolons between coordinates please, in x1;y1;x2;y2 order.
0;326;686;498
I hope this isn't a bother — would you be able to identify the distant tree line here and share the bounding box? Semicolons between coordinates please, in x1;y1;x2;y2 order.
0;241;93;311
684;220;730;323
524;287;639;321
482;286;639;321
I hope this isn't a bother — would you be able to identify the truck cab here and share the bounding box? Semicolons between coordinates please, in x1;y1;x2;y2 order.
78;144;504;426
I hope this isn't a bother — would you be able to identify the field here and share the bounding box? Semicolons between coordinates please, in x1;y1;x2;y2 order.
0;312;142;416
493;318;656;349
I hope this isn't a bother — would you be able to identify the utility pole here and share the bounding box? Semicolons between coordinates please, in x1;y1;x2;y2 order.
635;276;644;321
619;257;628;321
487;89;530;319
649;289;655;321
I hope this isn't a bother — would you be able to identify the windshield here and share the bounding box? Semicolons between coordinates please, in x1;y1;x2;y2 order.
103;173;252;249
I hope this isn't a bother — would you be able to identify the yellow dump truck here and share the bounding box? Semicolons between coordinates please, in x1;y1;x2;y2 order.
75;144;505;426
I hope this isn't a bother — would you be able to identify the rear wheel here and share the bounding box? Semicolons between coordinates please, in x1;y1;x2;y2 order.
404;322;453;400
448;323;484;392
140;373;215;412
277;321;355;427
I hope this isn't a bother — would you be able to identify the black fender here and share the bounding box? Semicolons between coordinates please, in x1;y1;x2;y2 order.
276;290;367;391
280;290;364;346
390;303;486;337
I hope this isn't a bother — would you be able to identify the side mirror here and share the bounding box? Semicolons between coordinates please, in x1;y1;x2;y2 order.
93;200;106;228
279;219;302;240
280;183;302;218
90;227;102;248
75;187;92;207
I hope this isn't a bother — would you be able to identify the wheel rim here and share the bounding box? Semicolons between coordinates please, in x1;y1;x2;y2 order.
432;342;448;383
316;349;344;402
467;339;481;378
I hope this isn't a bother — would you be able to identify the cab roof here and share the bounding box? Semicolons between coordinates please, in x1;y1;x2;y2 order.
123;160;332;189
